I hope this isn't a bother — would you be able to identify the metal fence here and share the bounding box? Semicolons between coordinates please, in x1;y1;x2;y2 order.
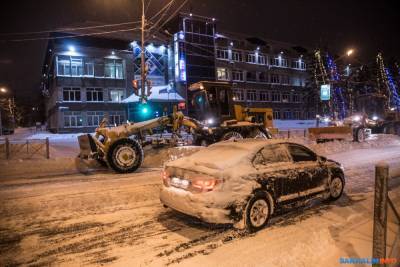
273;129;308;139
0;138;50;160
372;163;400;267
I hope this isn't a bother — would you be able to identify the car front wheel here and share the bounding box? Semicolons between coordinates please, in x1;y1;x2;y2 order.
329;176;344;201
245;192;271;232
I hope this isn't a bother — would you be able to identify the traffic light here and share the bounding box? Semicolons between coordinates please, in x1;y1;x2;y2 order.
140;103;150;115
132;79;139;95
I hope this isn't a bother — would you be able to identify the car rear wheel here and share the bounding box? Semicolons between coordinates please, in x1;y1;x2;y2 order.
329;176;344;201
245;192;271;232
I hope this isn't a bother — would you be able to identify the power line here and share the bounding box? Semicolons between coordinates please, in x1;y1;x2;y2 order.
146;0;175;33
145;0;153;14
3;27;141;42
147;0;188;36
0;21;141;37
146;0;175;24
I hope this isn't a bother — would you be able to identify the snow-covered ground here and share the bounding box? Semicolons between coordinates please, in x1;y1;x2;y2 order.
1;136;399;266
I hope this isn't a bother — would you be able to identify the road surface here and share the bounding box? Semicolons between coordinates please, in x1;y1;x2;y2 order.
1;142;399;266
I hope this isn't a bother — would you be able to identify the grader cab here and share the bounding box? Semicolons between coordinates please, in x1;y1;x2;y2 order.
188;81;274;144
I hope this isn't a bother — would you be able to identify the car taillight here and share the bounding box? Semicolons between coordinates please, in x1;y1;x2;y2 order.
191;178;219;192
162;170;170;186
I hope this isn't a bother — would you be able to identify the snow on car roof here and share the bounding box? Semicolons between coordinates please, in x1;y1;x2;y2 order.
167;139;290;171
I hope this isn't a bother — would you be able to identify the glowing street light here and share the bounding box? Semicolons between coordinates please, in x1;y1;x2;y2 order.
346;49;354;57
0;87;7;93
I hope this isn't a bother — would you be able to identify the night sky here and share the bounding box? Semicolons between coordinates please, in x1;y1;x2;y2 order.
1;0;399;106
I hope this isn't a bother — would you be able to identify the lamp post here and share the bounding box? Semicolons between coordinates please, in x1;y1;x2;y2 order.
0;87;8;135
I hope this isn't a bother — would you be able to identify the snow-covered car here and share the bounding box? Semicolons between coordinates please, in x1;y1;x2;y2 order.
160;139;345;232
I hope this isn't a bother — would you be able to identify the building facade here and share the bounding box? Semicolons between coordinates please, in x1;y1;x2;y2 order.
164;14;315;120
42;15;315;133
42;34;135;133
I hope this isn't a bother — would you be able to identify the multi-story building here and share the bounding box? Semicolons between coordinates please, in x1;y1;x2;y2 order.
164;13;315;121
42;14;315;133
41;32;177;132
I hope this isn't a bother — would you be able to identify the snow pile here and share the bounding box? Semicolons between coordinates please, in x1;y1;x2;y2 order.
309;134;400;156
271;229;337;267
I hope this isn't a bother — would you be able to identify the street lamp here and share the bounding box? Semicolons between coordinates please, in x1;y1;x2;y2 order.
0;87;8;135
346;49;354;57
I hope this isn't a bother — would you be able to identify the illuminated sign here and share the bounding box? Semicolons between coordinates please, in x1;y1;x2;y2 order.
174;33;187;82
320;84;331;101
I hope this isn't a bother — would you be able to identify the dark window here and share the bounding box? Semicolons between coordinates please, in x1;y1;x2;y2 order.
287;145;317;162
253;144;290;166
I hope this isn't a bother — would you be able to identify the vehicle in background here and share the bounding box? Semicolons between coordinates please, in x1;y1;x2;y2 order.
308;113;373;143
160;139;345;232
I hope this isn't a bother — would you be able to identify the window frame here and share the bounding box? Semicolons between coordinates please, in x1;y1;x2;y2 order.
286;144;318;162
109;89;125;102
86;88;104;102
252;143;291;167
62;87;81;102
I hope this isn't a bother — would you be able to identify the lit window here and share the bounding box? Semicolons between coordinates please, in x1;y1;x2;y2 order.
217;68;229;80
63;87;81;102
105;59;124;79
71;57;83;76
109;89;125;102
86;88;103;102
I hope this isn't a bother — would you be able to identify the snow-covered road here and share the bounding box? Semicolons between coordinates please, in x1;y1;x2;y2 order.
0;139;399;266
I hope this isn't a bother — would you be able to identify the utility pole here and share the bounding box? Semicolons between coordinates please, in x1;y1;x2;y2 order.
140;0;146;104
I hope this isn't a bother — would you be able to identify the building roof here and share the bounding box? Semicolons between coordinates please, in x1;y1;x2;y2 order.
123;84;185;103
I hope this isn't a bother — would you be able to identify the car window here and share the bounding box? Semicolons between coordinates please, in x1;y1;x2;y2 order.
287;144;317;162
253;144;290;166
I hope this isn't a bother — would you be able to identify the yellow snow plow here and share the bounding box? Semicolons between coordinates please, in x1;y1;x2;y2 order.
308;126;354;142
76;111;203;173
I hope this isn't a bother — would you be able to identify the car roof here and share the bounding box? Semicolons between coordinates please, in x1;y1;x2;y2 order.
209;138;295;152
